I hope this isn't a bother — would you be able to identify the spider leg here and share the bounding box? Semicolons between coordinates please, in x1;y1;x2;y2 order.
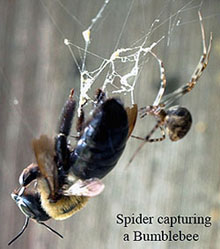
139;51;166;118
139;106;149;118
161;11;212;108
126;140;146;167
127;125;165;167
189;11;212;84
147;125;166;142
132;122;165;142
139;104;164;119
150;51;167;107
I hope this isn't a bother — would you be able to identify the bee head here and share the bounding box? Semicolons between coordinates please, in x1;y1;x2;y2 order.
9;187;63;246
11;187;50;222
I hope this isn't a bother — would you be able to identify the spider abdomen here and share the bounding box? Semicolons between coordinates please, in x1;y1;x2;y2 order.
165;106;192;141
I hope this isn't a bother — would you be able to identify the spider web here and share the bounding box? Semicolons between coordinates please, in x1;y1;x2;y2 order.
38;0;205;115
39;0;205;117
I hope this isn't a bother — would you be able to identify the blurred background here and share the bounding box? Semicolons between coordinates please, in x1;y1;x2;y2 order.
1;0;220;248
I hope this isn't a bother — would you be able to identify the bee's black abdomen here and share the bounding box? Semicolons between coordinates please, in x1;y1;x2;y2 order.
70;98;129;179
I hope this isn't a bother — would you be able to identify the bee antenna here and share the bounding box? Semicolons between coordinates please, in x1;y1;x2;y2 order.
8;217;30;246
38;222;63;239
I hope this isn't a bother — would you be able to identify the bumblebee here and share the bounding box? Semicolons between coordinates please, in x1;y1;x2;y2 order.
9;89;137;245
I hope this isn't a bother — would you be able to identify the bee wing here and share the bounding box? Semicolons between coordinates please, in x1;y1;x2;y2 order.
63;178;105;197
126;104;138;138
32;135;58;198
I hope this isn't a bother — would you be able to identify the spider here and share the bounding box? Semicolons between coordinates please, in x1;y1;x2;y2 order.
128;11;212;166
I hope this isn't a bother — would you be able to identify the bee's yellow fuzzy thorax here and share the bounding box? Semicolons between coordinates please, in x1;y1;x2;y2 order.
38;178;89;220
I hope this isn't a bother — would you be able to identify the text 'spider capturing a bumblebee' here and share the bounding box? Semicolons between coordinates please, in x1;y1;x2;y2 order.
9;11;212;245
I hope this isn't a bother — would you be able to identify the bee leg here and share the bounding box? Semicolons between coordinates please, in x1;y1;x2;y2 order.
76;102;86;137
55;89;76;172
55;134;70;172
95;88;106;105
76;89;105;137
19;163;40;186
